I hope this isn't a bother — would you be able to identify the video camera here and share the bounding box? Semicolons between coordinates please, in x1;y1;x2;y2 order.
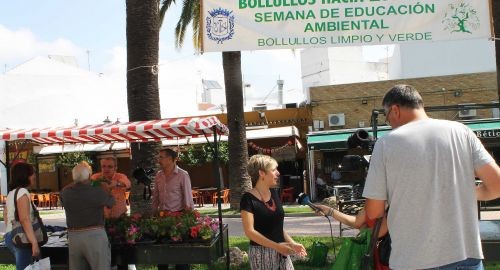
133;167;155;200
347;129;375;151
337;129;375;184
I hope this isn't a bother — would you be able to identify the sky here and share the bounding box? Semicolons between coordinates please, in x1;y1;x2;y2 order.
0;1;393;128
0;1;309;120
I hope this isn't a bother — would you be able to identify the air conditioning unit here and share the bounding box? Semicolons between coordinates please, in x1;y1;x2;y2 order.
252;103;267;111
458;103;476;118
328;113;345;127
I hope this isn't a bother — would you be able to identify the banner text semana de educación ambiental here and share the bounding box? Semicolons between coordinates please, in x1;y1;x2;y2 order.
201;0;492;52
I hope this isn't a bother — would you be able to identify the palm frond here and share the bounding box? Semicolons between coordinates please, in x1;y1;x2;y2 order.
174;0;196;49
159;0;176;28
191;0;201;53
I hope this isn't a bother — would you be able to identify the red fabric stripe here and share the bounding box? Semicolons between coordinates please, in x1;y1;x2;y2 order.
0;116;227;144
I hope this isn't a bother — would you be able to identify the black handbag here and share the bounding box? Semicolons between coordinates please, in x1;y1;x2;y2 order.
10;188;48;248
361;216;382;270
377;232;391;266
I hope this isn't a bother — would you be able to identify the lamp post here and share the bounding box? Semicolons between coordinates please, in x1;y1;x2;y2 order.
277;79;284;107
103;116;112;124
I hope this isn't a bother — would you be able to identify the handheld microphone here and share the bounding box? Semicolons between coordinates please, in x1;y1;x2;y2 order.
297;193;323;213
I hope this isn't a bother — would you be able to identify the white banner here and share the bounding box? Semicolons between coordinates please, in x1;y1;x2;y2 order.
201;0;492;52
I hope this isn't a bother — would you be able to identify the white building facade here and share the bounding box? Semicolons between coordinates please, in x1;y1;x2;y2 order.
300;39;497;102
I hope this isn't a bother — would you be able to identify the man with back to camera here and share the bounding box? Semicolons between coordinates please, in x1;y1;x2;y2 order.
61;161;115;270
363;84;500;270
91;156;131;218
152;148;194;270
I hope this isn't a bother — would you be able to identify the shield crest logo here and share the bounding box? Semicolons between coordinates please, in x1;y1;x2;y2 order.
212;15;229;37
206;8;235;44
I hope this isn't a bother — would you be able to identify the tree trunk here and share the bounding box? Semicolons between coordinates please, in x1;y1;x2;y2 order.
222;51;252;210
493;0;500;99
126;0;162;215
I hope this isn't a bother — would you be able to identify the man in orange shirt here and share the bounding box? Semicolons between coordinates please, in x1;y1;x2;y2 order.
91;157;131;218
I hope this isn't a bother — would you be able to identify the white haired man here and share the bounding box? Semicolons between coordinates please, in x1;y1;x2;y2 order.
61;161;115;270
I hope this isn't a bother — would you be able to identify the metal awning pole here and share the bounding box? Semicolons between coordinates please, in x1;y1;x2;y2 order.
371;110;380;139
211;127;224;256
5;141;10;191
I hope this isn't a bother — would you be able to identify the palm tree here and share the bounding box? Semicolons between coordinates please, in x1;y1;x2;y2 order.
126;0;162;214
493;1;500;99
160;0;252;209
221;51;253;209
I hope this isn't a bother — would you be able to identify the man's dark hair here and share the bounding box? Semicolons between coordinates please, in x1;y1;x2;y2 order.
160;148;178;159
9;162;34;190
382;84;424;109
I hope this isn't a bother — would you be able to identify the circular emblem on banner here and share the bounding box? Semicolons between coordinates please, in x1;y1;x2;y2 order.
206;8;235;44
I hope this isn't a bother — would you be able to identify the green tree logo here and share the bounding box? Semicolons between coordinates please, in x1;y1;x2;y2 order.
442;1;480;34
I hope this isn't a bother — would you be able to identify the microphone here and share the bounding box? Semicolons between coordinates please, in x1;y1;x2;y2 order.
297;193;323;213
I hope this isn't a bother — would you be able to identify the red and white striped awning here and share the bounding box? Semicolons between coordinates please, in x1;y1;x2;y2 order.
0;116;228;145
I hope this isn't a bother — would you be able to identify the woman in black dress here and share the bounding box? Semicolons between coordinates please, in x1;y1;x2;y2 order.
240;155;307;270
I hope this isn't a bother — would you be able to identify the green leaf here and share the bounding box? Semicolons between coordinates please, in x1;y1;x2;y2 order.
55;152;93;168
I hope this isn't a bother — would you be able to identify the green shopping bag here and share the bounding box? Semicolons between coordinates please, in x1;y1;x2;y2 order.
331;228;371;270
309;241;329;267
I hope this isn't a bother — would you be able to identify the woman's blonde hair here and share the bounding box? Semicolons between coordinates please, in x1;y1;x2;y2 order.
247;154;278;185
72;161;92;182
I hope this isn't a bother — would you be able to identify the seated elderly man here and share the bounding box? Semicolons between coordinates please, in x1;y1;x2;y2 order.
61;161;115;270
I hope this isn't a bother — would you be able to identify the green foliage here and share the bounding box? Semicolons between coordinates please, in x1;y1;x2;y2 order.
204;141;229;164
179;142;229;167
27;152;37;165
1;235;500;270
179;145;206;167
55;152;93;168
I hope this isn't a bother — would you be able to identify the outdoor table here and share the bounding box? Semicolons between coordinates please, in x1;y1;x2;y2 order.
0;225;229;270
197;187;218;204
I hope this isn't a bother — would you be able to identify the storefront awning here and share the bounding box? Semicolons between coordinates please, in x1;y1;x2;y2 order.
32;126;300;155
308;119;500;151
307;127;391;151
162;125;300;145
467;120;500;139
